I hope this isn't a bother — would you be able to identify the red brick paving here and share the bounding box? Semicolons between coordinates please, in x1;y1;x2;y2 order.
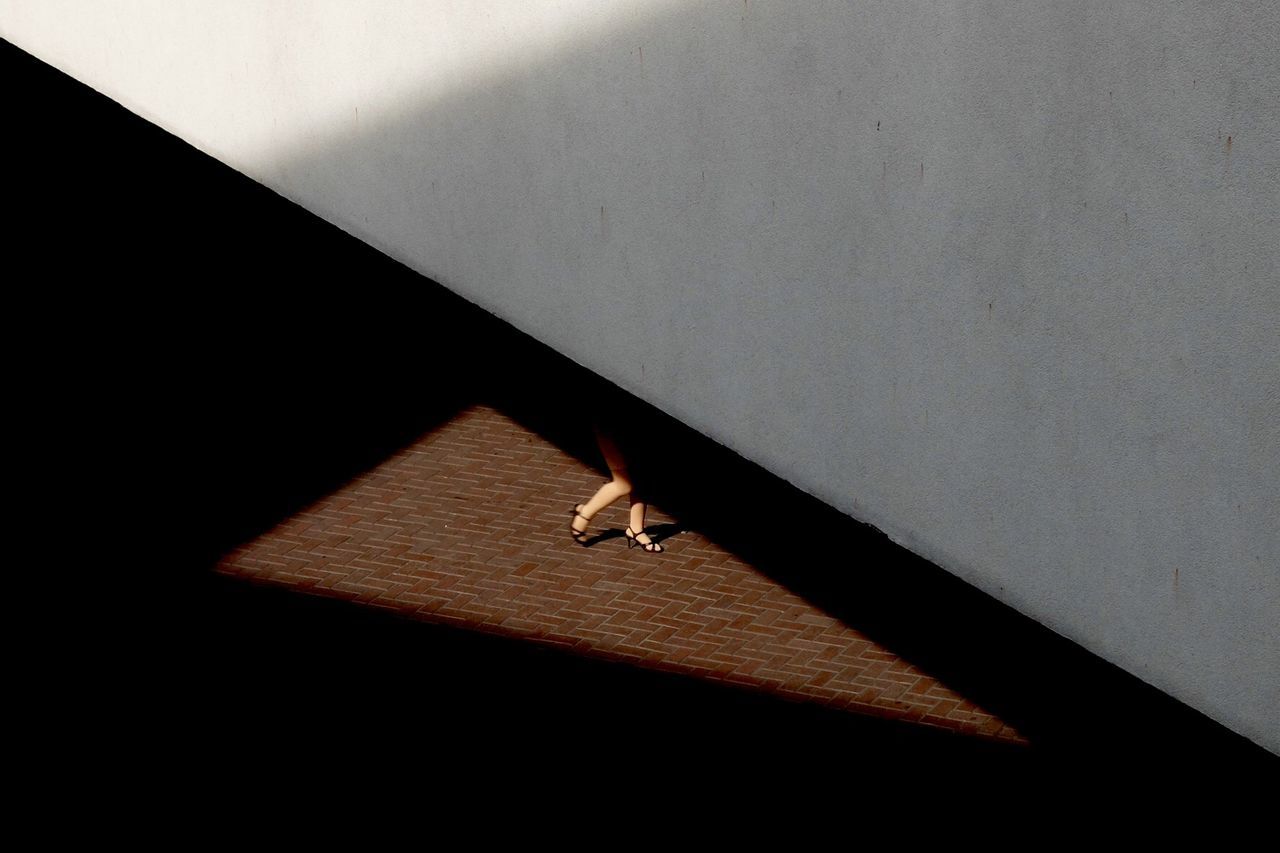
217;403;1026;745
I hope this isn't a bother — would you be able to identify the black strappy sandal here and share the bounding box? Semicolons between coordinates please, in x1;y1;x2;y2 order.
569;504;591;545
625;526;664;553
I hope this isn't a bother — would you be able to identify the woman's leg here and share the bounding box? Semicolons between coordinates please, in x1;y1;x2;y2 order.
571;425;632;538
627;497;662;550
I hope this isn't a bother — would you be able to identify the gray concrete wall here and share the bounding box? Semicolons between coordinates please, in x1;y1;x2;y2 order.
6;1;1275;752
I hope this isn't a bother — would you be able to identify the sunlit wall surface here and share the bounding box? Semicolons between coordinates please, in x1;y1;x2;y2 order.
6;1;1275;752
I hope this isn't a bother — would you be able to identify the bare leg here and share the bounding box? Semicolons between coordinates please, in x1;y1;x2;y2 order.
571;426;632;539
572;423;664;552
627;497;663;551
575;476;631;525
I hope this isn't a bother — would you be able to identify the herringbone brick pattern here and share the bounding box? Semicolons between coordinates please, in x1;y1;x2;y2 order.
217;403;1025;744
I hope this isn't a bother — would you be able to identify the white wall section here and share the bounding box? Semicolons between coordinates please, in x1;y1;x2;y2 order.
6;1;1276;751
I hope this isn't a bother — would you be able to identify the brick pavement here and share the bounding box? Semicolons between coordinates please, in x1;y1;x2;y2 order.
216;402;1025;745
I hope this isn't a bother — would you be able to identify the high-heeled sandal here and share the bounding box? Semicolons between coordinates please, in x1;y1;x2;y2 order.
569;504;591;544
625;526;664;553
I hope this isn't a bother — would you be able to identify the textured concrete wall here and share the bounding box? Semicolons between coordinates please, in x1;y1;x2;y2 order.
6;1;1275;752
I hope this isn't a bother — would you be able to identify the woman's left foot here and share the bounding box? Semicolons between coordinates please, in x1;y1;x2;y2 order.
625;526;664;553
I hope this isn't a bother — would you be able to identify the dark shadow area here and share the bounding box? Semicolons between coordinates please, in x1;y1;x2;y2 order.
8;38;1271;781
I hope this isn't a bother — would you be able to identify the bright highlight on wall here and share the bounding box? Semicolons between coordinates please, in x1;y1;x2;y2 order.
1;0;685;165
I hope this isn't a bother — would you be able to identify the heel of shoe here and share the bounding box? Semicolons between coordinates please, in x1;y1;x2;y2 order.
570;504;591;545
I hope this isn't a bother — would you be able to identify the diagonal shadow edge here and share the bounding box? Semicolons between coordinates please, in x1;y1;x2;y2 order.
7;39;1269;768
194;568;1034;767
1;38;1029;759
